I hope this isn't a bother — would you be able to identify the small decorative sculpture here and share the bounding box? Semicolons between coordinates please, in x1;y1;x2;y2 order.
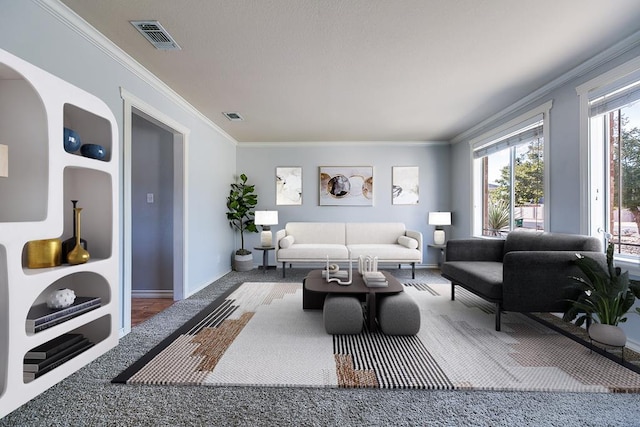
325;252;353;285
46;288;76;309
358;255;378;274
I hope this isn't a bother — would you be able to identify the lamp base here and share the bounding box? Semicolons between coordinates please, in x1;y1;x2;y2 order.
433;229;446;245
260;229;273;247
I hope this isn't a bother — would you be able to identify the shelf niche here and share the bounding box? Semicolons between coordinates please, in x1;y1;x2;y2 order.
63;103;112;162
0;63;48;223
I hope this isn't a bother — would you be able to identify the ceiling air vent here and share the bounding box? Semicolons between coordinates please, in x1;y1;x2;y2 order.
130;20;181;50
223;112;244;121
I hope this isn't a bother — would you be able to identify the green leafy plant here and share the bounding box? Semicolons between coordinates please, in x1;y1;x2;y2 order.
226;173;258;255
486;200;510;236
563;242;640;327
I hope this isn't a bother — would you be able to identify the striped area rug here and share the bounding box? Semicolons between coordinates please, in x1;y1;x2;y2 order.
113;280;640;392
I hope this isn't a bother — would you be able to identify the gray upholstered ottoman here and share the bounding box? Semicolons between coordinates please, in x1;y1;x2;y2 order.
323;294;363;335
377;291;420;335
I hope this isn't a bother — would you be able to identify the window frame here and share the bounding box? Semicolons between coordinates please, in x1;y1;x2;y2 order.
469;101;552;238
577;55;640;272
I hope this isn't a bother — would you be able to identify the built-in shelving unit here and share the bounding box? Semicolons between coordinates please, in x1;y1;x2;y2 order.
0;48;119;418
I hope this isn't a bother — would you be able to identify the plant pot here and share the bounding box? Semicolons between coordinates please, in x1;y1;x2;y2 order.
588;323;626;347
233;253;254;272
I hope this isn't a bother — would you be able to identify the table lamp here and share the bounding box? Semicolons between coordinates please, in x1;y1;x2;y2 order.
254;210;278;247
428;211;451;245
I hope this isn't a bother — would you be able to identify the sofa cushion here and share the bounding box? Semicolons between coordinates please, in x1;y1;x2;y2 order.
347;244;421;262
441;261;503;300
279;235;295;248
285;222;345;244
503;229;602;254
346;223;406;245
277;244;349;261
397;235;418;249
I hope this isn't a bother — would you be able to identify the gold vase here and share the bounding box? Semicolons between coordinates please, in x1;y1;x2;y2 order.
26;238;62;268
67;207;90;265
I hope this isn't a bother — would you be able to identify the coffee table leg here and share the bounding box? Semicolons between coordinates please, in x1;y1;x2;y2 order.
367;292;376;331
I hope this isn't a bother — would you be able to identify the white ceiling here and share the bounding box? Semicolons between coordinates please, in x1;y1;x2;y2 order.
59;0;640;143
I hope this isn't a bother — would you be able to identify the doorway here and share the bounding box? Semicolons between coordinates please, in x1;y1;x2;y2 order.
121;88;187;335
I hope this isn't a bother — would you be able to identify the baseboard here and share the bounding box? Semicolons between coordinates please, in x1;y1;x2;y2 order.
131;290;173;299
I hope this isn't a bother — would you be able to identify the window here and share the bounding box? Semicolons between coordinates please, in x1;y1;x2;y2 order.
471;102;551;237
587;76;640;258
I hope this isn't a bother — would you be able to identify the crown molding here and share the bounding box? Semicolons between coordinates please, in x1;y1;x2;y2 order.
451;29;640;144
34;0;237;144
238;140;449;148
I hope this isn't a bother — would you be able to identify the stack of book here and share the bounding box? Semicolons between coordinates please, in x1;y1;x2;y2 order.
363;271;388;287
23;333;94;382
26;296;101;334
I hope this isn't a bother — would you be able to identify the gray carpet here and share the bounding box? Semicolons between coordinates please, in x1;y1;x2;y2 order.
2;268;639;427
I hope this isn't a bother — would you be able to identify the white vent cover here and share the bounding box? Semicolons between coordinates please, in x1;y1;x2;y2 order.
130;20;181;50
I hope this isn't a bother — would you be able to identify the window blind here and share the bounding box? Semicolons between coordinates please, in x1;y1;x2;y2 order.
473;121;543;159
589;73;640;117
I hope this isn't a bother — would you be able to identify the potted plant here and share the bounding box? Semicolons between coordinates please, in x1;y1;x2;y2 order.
563;242;640;347
226;173;258;271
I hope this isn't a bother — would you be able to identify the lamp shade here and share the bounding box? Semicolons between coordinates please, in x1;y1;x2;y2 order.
428;212;451;226
254;210;278;226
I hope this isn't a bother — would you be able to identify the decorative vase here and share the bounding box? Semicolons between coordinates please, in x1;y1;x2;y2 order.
26;238;62;268
588;323;627;347
67;207;90;265
63;127;81;153
80;143;106;160
46;288;76;309
61;200;88;263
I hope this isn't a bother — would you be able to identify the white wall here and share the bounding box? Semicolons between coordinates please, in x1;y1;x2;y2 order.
0;1;238;330
237;142;452;266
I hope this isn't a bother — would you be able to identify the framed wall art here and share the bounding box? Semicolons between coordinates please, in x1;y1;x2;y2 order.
319;166;373;206
276;167;302;205
392;166;419;205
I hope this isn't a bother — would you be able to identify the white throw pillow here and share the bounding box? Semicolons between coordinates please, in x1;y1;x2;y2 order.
397;235;418;249
280;235;295;248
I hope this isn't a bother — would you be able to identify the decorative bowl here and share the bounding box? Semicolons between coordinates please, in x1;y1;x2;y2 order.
80;143;106;160
63;127;81;153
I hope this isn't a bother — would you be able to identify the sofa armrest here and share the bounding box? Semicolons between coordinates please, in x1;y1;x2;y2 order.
275;229;287;257
445;239;504;262
502;250;606;312
405;230;423;250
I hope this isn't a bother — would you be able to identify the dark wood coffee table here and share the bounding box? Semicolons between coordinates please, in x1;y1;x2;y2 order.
303;270;404;331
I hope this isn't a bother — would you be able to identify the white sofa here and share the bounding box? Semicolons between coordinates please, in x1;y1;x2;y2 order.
275;222;423;278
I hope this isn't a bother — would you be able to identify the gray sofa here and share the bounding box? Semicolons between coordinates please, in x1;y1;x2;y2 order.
441;229;605;331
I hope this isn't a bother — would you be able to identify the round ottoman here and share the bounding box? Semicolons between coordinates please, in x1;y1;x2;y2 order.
323;294;363;335
377;291;420;335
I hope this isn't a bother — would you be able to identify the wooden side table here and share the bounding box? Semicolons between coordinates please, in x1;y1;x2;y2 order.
254;246;275;274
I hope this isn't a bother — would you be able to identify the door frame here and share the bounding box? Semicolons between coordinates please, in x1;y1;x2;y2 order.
120;88;189;335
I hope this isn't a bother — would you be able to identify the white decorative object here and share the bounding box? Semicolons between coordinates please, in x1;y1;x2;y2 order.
255;210;278;247
428;211;451;245
46;288;76;309
325;253;352;285
358;255;378;274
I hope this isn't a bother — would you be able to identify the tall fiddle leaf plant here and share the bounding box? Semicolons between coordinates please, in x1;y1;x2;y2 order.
226;173;258;255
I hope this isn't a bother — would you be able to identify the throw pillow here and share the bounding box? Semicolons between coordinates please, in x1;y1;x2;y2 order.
397;235;418;249
280;235;295;248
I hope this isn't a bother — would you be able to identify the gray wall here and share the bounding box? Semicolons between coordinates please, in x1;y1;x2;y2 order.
237;142;451;266
131;115;173;294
